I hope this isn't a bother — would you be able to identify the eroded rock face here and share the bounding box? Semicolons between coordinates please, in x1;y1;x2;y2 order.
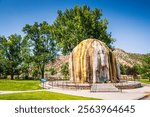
69;39;120;83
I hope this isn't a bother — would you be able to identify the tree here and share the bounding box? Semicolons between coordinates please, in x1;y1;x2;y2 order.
0;37;6;78
141;56;150;81
52;5;114;54
120;64;127;75
61;62;69;79
22;21;57;78
49;67;57;75
126;65;139;75
0;34;22;80
21;37;32;79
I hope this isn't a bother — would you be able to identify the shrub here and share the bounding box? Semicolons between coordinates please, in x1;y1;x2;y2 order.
61;62;69;79
31;68;40;80
49;67;57;75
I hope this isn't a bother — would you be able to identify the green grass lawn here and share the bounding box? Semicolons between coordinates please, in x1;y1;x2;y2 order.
0;79;101;100
0;79;41;91
0;91;99;100
138;79;150;84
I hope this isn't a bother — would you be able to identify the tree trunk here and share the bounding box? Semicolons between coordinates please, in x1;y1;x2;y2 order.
10;68;14;80
41;64;45;78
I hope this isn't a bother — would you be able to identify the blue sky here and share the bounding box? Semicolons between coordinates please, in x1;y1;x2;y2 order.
0;0;150;54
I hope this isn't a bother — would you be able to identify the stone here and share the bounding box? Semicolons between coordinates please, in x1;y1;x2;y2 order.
69;39;120;83
90;84;119;92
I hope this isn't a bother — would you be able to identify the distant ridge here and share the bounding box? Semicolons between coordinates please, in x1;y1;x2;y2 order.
45;48;150;72
113;48;149;67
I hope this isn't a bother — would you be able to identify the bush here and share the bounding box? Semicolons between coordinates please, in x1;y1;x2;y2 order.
49;67;57;75
61;62;69;79
120;64;127;75
31;68;40;80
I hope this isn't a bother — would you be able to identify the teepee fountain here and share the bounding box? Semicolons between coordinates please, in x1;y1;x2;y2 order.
69;39;120;84
47;39;141;91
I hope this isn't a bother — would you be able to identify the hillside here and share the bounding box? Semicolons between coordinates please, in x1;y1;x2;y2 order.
45;48;149;75
113;48;150;67
45;55;69;71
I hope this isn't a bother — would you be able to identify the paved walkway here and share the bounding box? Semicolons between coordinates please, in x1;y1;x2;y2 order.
0;83;150;100
45;83;150;100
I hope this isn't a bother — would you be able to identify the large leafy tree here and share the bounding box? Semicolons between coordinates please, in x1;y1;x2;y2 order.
0;34;22;80
21;37;32;79
52;5;114;54
0;37;6;78
22;21;57;78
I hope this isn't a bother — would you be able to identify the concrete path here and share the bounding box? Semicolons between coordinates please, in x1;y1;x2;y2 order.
45;86;150;100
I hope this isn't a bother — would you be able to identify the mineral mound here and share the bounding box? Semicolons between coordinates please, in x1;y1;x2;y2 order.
69;39;120;83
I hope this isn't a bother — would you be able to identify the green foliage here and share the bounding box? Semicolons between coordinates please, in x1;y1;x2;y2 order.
120;64;141;80
0;34;22;80
120;64;127;75
132;64;142;75
126;65;140;75
140;56;150;81
23;21;57;78
61;62;69;79
30;63;40;80
0;45;5;78
49;67;57;75
0;91;99;100
21;37;32;79
52;5;114;54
